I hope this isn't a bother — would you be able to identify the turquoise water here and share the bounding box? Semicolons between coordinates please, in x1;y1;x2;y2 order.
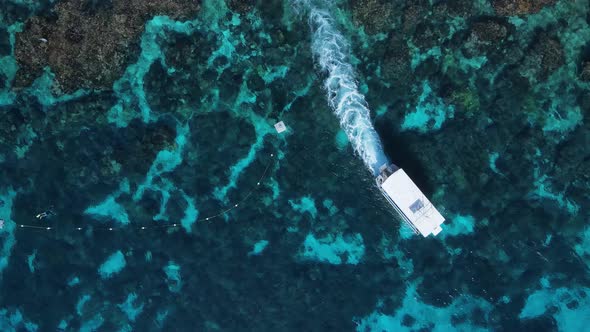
0;0;589;330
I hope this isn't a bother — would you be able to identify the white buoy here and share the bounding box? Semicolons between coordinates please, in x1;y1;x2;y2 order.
274;121;287;134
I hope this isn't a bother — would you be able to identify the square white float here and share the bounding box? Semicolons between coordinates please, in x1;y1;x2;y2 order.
274;121;287;133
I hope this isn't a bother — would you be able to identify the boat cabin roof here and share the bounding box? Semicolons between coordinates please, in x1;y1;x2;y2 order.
381;169;445;237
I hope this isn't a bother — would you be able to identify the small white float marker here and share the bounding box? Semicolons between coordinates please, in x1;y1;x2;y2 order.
274;121;287;134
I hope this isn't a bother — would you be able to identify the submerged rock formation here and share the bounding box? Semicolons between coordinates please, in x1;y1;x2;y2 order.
14;0;200;93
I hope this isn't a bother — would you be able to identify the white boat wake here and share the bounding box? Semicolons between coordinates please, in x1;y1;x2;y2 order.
296;1;389;175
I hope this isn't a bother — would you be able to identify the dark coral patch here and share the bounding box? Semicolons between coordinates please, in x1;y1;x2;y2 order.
14;0;201;93
350;0;396;34
492;0;558;16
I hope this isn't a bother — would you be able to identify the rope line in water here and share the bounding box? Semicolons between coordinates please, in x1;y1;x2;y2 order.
8;152;277;232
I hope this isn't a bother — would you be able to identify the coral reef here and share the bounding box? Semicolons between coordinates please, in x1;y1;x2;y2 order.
380;34;411;87
492;0;558;16
350;0;395;34
521;32;565;81
13;0;200;92
401;2;428;33
226;0;255;13
450;88;480;117
463;18;512;58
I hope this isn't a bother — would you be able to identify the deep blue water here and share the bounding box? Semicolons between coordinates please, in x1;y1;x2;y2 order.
0;0;589;331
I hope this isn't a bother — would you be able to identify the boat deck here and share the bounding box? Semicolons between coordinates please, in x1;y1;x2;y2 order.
377;165;445;237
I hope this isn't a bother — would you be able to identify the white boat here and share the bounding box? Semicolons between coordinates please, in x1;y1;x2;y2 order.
376;164;445;237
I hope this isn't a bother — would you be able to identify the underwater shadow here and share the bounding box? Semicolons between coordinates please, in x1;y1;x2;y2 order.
374;119;435;197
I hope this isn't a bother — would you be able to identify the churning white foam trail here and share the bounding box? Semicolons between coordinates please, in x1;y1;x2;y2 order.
303;4;389;175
